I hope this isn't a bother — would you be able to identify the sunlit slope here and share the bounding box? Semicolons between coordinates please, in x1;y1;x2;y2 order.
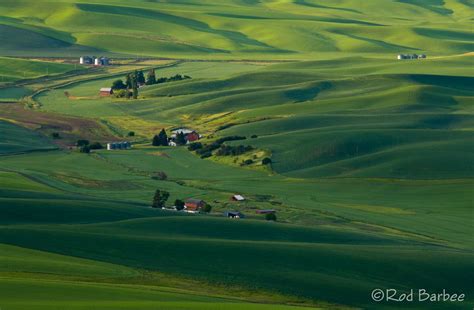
0;57;77;83
135;58;474;179
0;0;472;58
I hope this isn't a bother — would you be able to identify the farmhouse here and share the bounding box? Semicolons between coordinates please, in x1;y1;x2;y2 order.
224;211;245;219
99;87;113;96
106;141;131;150
256;209;276;214
185;198;205;212
169;128;201;145
231;194;245;201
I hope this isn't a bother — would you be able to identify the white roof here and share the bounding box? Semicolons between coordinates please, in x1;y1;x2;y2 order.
100;88;112;92
233;194;245;201
172;128;194;134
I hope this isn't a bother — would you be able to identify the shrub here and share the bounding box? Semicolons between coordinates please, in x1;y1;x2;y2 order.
175;199;185;211
111;79;126;90
202;204;212;213
89;142;103;150
243;159;254;165
216;145;254;156
200;151;213;159
262;157;272;165
79;145;90;153
51;132;60;139
128;131;135;137
113;89;131;98
251;135;258;138
188;142;203;151
151;171;168;180
76;140;89;147
265;213;277;221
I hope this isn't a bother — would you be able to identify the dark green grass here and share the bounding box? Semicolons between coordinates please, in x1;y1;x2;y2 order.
0;120;57;154
0;219;472;309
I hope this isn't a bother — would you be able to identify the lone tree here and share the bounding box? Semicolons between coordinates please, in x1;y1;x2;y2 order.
175;199;185;211
146;69;156;85
152;189;169;208
152;129;168;146
176;132;187;146
265;213;277;221
111;79;126;90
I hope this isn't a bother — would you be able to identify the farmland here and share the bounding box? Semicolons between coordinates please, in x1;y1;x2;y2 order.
0;0;473;309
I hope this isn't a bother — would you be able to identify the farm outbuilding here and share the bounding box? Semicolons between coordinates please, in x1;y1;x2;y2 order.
106;141;131;150
256;209;276;214
224;211;245;219
99;88;113;96
231;194;245;201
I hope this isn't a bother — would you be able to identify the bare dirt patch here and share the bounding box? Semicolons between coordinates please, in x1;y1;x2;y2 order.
0;102;119;146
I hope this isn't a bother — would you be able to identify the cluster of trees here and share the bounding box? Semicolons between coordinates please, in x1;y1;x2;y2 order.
152;129;169;146
216;145;254;156
151;189;212;213
76;140;103;153
189;136;247;158
111;70;142;99
111;70;192;99
145;70;191;86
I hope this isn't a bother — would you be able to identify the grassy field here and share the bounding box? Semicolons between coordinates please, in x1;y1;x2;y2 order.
0;0;473;309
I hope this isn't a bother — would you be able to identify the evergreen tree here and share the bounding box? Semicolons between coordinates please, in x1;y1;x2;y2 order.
152;129;169;146
152;135;160;146
176;132;187;145
136;70;145;85
151;189;169;208
125;73;132;89
158;129;168;146
131;75;138;99
146;69;156;85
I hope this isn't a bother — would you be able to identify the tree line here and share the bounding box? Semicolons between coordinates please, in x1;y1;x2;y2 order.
111;69;191;99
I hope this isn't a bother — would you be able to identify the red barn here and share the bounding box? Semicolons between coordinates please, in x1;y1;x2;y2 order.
99;88;113;97
186;131;200;142
185;198;205;212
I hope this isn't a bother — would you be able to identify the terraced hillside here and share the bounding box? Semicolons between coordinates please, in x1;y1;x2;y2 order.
0;0;473;309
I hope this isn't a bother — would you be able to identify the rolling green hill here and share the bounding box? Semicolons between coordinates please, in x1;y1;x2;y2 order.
1;0;473;309
0;0;472;58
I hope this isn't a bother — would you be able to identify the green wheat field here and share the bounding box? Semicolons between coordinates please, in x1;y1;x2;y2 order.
0;1;473;309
